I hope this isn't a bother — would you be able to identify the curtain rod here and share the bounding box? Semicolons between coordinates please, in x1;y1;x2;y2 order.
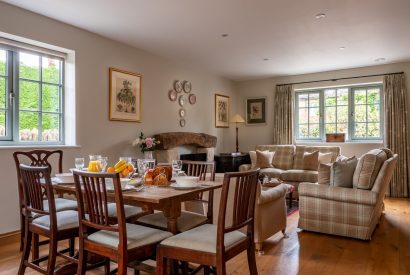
276;71;404;87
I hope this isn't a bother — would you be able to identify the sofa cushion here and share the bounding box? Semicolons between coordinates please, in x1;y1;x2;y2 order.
303;151;319;171
271;146;294;170
256;150;274;168
353;149;387;190
260;168;285;179
293;145;340;169
318;152;333;164
318;163;331;184
330;156;358;188
281;169;318;182
249;150;268;169
380;147;393;159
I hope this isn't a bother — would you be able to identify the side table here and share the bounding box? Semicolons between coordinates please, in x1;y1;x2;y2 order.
214;153;251;173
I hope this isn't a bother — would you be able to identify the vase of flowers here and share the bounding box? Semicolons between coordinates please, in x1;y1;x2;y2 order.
132;132;160;159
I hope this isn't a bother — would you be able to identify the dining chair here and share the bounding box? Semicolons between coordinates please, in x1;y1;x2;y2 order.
18;164;79;275
13;150;77;258
137;161;216;233
73;170;173;275
156;169;260;275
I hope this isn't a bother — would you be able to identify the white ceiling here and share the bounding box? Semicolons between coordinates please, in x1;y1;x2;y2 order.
3;0;410;80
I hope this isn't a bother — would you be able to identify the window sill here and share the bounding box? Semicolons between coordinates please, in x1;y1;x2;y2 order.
295;140;383;145
0;144;81;150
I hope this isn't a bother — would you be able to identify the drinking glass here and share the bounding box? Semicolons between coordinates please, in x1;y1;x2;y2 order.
172;160;183;176
137;159;148;176
119;157;132;164
98;156;108;172
75;158;85;170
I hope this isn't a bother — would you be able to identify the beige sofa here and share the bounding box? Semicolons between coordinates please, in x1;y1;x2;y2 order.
298;150;398;240
240;145;341;195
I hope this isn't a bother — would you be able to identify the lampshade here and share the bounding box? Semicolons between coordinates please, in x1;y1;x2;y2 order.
230;114;245;123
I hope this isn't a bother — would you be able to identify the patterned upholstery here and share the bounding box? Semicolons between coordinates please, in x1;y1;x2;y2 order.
298;154;398;240
259;168;285;179
256;145;295;170
281;170;318;182
293;145;340;170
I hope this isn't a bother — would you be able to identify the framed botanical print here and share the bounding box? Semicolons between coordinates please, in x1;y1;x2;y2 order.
246;97;266;125
215;94;229;128
109;67;142;122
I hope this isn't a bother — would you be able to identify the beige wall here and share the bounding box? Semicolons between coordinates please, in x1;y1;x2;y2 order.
0;3;236;233
234;61;410;157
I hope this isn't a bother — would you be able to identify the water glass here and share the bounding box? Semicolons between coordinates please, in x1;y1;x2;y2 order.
172;160;182;175
75;158;85;170
98;156;108;172
119;156;132;164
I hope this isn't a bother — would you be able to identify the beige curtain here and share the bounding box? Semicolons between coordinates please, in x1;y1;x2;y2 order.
384;73;410;197
273;84;293;144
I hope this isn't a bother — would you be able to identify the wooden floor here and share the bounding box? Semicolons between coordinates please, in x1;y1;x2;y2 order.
1;198;409;275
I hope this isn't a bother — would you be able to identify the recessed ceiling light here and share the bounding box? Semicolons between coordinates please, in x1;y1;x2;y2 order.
339;46;346;50
375;58;386;62
315;13;326;19
263;58;271;61
221;34;229;38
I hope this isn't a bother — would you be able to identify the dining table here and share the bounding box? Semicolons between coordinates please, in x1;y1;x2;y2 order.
53;174;223;234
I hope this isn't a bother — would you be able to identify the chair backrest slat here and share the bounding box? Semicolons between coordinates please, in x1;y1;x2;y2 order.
217;169;260;251
182;160;215;181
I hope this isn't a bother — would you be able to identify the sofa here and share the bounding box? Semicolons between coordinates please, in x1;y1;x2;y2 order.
239;145;341;196
298;149;398;240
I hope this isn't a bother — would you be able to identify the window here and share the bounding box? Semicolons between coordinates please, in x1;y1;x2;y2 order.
0;47;64;144
295;84;383;141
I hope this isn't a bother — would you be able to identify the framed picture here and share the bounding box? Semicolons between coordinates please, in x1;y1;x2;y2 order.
215;94;230;128
109;67;142;122
246;97;266;125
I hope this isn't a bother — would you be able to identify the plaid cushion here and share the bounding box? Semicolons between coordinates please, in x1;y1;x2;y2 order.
293;146;340;170
256;145;295;170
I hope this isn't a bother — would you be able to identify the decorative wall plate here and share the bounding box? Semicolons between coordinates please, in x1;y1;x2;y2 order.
178;95;186;107
180;119;186;127
168;89;177;101
183;81;192;93
179;108;186;117
174;80;183;93
188;94;196;105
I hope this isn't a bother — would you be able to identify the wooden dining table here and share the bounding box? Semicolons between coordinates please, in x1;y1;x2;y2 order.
53;176;223;234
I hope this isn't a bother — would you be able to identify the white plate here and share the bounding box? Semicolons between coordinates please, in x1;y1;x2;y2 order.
170;183;200;190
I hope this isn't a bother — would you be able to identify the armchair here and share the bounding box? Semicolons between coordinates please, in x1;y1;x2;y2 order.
298;154;398;240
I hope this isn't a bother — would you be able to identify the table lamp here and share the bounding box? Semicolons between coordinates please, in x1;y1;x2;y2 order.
230;114;245;153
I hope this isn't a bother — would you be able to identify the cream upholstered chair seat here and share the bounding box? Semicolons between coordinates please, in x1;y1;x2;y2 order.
87;223;172;250
107;203;143;219
137;211;208;232
43;198;78;212
32;210;78;230
160;224;246;254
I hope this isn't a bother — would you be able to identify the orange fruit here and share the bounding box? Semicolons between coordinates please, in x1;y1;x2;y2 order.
107;167;115;173
121;169;129;178
127;164;135;172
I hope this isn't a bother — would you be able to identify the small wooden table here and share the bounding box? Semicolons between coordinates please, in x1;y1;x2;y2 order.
53;179;223;234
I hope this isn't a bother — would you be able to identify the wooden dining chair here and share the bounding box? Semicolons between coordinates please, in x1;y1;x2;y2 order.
18;164;79;275
13;150;77;258
137;161;215;233
156;169;260;275
73;170;173;275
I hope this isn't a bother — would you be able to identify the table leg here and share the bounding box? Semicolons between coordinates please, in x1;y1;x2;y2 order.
162;203;182;234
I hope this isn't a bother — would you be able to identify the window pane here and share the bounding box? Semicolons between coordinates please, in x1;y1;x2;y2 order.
0;50;6;76
337;88;349;105
355;123;366;138
42;113;59;141
309;107;320;123
0;111;5;137
309;124;320;138
19;111;39;141
337;123;348;134
325;106;336;123
325;123;336;134
355;105;366;122
298;108;308;124
368;123;380;137
368;104;380;122
19;52;40;81
324;89;336;106
309;93;319;107
354;90;366;104
368;89;380;105
337;106;348;123
42;57;60;84
298;94;308;108
42;84;60;112
299;124;308;138
0;77;5;109
19;80;39;111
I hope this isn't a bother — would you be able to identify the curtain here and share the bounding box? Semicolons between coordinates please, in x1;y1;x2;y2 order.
273;84;293;144
384;73;410;197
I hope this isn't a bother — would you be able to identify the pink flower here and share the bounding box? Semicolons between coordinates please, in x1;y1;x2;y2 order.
145;137;154;148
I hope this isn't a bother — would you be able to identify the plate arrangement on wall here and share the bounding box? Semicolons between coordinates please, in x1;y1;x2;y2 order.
168;79;196;127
